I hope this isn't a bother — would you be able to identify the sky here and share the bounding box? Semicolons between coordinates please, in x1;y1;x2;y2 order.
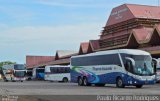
0;0;159;63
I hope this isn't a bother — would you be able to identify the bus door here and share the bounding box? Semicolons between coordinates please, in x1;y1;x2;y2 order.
124;57;135;84
36;68;45;80
152;58;158;74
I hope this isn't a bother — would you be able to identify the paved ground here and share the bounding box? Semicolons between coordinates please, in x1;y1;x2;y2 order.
0;81;160;95
0;81;160;101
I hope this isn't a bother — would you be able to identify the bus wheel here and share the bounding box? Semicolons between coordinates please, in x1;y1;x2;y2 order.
116;77;125;88
136;85;143;88
4;80;8;82
78;77;83;86
83;77;91;86
63;77;68;82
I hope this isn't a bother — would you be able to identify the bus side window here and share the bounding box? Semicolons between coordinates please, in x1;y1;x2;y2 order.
64;68;70;73
50;67;56;73
67;68;70;73
64;68;68;73
60;67;64;73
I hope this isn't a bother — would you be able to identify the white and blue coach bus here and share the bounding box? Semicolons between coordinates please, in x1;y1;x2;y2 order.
45;65;70;82
70;49;156;88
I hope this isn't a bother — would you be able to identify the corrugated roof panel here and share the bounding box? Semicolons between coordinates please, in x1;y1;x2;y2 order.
127;4;160;19
79;42;89;54
26;56;55;68
132;27;153;42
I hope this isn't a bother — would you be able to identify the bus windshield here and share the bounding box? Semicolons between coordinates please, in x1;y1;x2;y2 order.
14;65;25;70
133;55;154;76
14;71;25;77
121;54;154;76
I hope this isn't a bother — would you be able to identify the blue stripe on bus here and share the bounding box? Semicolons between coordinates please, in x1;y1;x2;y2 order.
37;73;45;79
71;70;156;85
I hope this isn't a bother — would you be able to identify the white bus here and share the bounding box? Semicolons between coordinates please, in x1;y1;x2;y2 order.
45;65;70;82
152;58;160;83
70;49;156;88
2;64;26;82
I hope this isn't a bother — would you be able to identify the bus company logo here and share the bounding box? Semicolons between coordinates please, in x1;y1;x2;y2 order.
92;67;112;71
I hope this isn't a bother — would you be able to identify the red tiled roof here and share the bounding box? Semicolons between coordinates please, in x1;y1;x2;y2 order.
89;40;100;51
101;30;130;40
55;50;78;60
93;26;160;51
26;56;55;68
127;4;160;19
157;24;160;29
107;4;160;26
79;42;89;54
132;27;153;43
156;24;160;33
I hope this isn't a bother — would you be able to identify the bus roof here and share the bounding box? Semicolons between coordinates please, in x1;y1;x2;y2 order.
2;64;25;69
71;49;150;58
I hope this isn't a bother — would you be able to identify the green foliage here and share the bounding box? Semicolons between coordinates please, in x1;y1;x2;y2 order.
0;61;16;69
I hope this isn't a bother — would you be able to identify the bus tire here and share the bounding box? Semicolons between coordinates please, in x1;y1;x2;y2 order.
4;80;8;82
116;77;125;88
62;77;68;82
83;77;91;86
78;77;83;86
95;83;105;87
136;85;143;88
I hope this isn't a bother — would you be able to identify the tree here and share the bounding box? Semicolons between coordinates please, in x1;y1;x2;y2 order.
0;61;16;71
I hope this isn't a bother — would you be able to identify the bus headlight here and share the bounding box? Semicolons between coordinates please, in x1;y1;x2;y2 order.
130;81;132;84
133;75;141;80
134;81;137;84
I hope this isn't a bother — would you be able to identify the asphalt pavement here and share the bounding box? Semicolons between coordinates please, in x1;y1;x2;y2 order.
0;81;160;101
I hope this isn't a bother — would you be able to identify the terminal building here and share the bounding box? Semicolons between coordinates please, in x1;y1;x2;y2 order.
89;4;160;57
26;4;160;69
26;50;78;69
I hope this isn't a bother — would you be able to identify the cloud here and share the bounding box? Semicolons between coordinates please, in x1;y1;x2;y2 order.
0;23;9;30
0;22;103;52
0;22;103;63
0;23;101;42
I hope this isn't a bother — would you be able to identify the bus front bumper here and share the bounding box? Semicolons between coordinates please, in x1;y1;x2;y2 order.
127;78;156;85
126;75;156;85
14;77;26;81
